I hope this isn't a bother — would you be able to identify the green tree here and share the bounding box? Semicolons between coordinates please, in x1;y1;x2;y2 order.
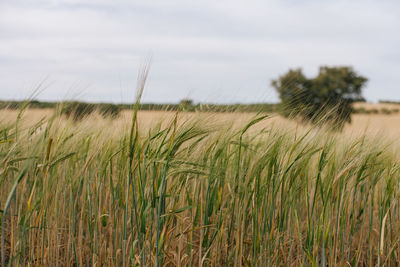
272;66;367;128
179;99;195;111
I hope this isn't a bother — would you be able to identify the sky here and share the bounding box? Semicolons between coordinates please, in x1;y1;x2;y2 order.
0;0;399;104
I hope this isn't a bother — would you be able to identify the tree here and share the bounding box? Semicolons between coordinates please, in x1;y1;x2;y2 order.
179;98;195;111
272;66;367;128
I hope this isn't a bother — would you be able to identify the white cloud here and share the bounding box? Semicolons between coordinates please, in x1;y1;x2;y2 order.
0;0;399;103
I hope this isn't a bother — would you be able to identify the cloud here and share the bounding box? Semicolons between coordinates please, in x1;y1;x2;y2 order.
0;0;399;103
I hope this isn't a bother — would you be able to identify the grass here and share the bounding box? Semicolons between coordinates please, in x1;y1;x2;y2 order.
1;81;400;265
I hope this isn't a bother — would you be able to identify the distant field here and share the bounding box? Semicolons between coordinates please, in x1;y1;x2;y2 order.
1;104;400;265
2;102;400;140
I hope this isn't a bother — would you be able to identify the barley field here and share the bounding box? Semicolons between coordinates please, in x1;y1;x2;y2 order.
1;102;400;266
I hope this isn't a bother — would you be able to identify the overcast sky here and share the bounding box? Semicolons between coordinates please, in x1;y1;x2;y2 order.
1;0;399;103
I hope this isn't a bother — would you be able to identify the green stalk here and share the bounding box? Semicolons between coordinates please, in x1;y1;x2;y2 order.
1;167;27;266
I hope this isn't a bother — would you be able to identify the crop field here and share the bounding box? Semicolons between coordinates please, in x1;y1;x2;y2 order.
1;103;400;266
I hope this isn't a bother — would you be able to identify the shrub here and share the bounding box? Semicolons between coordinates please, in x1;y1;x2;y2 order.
353;107;367;114
97;104;121;118
381;108;392;115
61;102;96;121
179;99;195;112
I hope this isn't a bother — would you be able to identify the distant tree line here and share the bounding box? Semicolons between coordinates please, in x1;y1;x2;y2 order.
0;99;278;121
379;100;400;105
353;107;399;115
1;98;398;120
